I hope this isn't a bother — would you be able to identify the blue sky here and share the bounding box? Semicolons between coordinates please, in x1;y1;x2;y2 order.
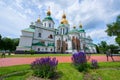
0;0;120;45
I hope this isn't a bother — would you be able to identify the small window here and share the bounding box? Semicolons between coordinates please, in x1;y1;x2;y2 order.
38;33;41;37
38;48;40;51
66;47;68;50
66;39;67;42
45;23;46;27
48;34;53;39
63;28;64;34
49;23;51;27
51;49;52;51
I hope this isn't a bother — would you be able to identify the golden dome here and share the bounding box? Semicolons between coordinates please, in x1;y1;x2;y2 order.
47;10;51;16
62;13;66;18
37;15;41;22
79;23;82;28
61;18;68;24
73;26;76;29
47;7;51;16
61;13;68;24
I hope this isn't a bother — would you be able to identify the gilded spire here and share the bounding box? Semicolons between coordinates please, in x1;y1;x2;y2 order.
61;11;68;24
37;15;41;22
62;11;66;18
47;6;51;16
73;25;76;29
79;23;82;28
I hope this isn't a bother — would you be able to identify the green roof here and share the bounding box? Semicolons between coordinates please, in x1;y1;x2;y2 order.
48;43;54;46
68;28;79;34
85;47;89;50
23;28;35;32
78;28;85;32
59;24;65;27
32;42;45;46
43;16;54;22
87;43;95;46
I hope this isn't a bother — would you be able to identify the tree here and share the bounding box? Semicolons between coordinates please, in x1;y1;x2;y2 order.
106;15;120;46
2;37;13;51
0;34;19;52
0;34;2;50
98;41;108;54
12;38;19;51
108;44;119;54
95;44;100;53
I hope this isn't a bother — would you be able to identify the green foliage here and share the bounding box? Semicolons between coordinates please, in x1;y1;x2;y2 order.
106;15;120;46
98;41;108;54
72;52;88;72
108;44;119;53
0;34;19;51
95;44;100;53
98;41;119;54
31;57;58;78
115;36;120;46
29;49;35;55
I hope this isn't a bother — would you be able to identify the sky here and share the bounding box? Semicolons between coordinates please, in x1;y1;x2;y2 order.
0;0;120;45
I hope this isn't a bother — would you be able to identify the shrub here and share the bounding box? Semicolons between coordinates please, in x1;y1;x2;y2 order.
91;59;98;69
71;52;88;72
29;49;35;55
31;57;58;78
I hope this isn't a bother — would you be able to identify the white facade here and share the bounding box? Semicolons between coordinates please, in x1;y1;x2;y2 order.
16;10;96;53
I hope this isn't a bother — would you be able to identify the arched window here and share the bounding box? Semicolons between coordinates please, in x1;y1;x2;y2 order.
63;28;64;34
61;28;62;34
66;39;67;42
38;48;40;51
48;34;53;39
44;23;46;27
38;33;41;37
51;49;52;51
50;34;53;39
49;23;51;27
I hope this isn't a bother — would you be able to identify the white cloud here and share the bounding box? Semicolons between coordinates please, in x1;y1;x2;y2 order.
0;0;120;44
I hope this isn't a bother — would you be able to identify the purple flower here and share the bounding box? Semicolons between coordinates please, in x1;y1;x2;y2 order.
91;59;98;69
31;57;58;78
72;52;87;65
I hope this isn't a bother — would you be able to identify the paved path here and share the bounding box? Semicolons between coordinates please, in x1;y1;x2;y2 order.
0;55;120;67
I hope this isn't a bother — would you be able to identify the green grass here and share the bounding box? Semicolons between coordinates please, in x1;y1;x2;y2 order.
2;53;72;58
0;62;120;80
0;64;30;76
1;53;105;58
57;63;83;80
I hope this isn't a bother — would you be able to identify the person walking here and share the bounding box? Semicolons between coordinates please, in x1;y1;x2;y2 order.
106;49;114;61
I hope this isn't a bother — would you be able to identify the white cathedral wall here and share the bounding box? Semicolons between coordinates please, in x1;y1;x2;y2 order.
69;34;79;39
16;36;33;51
34;27;54;40
33;46;54;52
43;20;54;28
22;31;33;37
16;47;31;51
35;22;42;27
67;40;72;52
18;36;33;47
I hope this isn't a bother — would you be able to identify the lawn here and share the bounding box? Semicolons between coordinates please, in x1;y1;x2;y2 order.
0;53;105;58
0;62;120;80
